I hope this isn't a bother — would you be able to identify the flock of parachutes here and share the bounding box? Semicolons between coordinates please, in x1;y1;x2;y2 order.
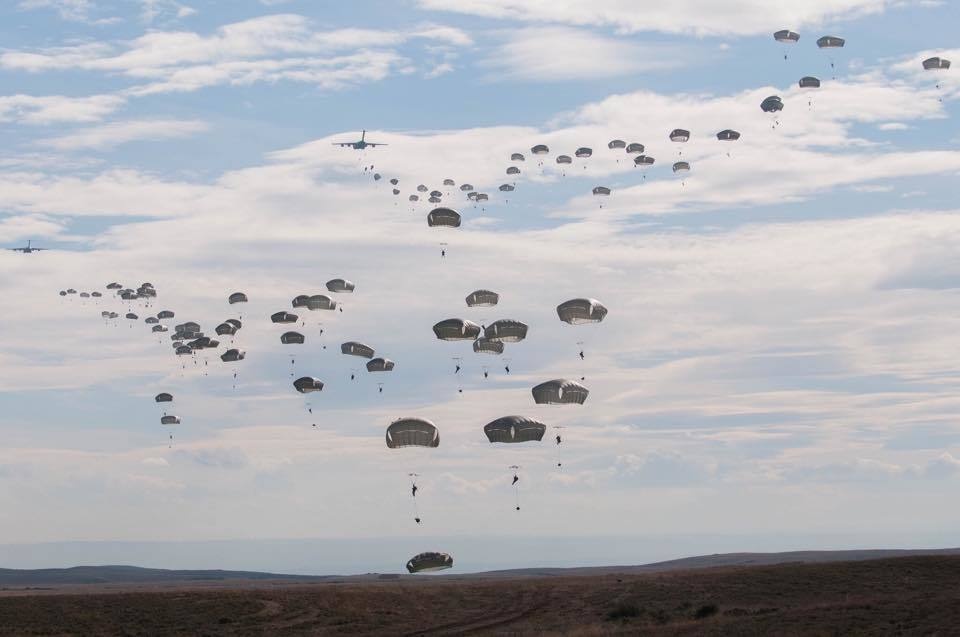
54;30;951;574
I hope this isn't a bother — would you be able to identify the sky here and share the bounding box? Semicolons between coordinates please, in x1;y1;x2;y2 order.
1;0;959;575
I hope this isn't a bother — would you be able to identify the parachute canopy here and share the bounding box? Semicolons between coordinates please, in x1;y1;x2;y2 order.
406;552;453;573
531;144;549;155
271;311;298;324
466;289;499;307
575;147;593;158
155;393;173;403
326;279;355;293
669;129;690;142
221;348;245;362
774;30;800;43
160;415;180;425
625;142;645;154
923;56;951;70
433;318;481;341
157;310;174;319
386;418;439;448
281;331;305;345
366;357;395;372
473;338;505;355
634;155;655;166
557;298;608;324
608;139;626;149
293;376;324;393
484;416;546;443
506;166;521;175
817;35;845;48
717;129;741;141
484;319;528;343
532;379;589;405
592;186;611;196
510;153;525;161
761;95;784;112
556;155;572;165
228;292;248;304
341;341;375;358
427;208;461;228
799;76;821;88
673;161;691;173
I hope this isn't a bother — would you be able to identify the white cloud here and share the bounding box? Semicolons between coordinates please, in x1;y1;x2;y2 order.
417;0;910;37
0;15;473;95
877;121;910;130
17;0;118;24
0;94;125;125
481;26;691;81
37;119;208;150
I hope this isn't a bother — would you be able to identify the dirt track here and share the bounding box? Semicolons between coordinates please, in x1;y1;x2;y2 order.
1;555;959;635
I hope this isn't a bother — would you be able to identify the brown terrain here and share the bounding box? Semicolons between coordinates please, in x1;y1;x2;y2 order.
1;555;960;635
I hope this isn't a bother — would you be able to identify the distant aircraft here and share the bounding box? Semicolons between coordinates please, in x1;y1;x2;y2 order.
9;240;46;253
333;130;387;150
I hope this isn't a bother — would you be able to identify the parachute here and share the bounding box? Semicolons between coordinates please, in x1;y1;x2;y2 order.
443;178;456;186
923;56;951;70
157;310;175;319
466;289;499;307
366;357;395;372
484;319;528;343
228;292;248;304
225;319;242;329
390;178;399;185
326;279;356;293
761;95;784;112
125;313;138;320
473;338;505;355
373;173;381;181
510;153;525;161
557;298;608;324
293;377;324;393
799;76;821;88
409;194;419;202
459;184;474;192
406;552;453;573
106;282;122;290
175;345;193;356
386;418;439;448
417;184;428;193
306;295;337;311
575;147;593;158
592;186;611;196
530;144;549;155
393;188;400;195
155;393;173;403
271;311;298;324
669;129;690;143
152;325;168;333
532;379;589;405
499;184;515;192
774;29;799;43
817;35;845;48
91;292;102;298
145;317;159;324
220;349;245;362
341;341;375;358
160;415;180;425
608;139;626;149
633;155;655;166
281;331;305;345
433;318;481;341
215;322;237;336
506;166;521;176
484;416;546;443
427;208;461;228
556;155;572;165
625;142;645;154
292;295;310;308
716;129;741;141
672;161;691;173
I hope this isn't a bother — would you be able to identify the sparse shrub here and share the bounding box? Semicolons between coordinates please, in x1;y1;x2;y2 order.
695;603;719;619
606;602;641;621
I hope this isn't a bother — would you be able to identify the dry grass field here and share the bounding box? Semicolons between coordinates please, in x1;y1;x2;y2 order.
1;555;959;635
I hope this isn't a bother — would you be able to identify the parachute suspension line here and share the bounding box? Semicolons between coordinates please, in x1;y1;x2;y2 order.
510;465;521;511
410;473;421;524
554;426;565;469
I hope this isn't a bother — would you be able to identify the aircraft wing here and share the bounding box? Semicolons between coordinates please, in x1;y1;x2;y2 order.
333;143;351;147
366;143;387;147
